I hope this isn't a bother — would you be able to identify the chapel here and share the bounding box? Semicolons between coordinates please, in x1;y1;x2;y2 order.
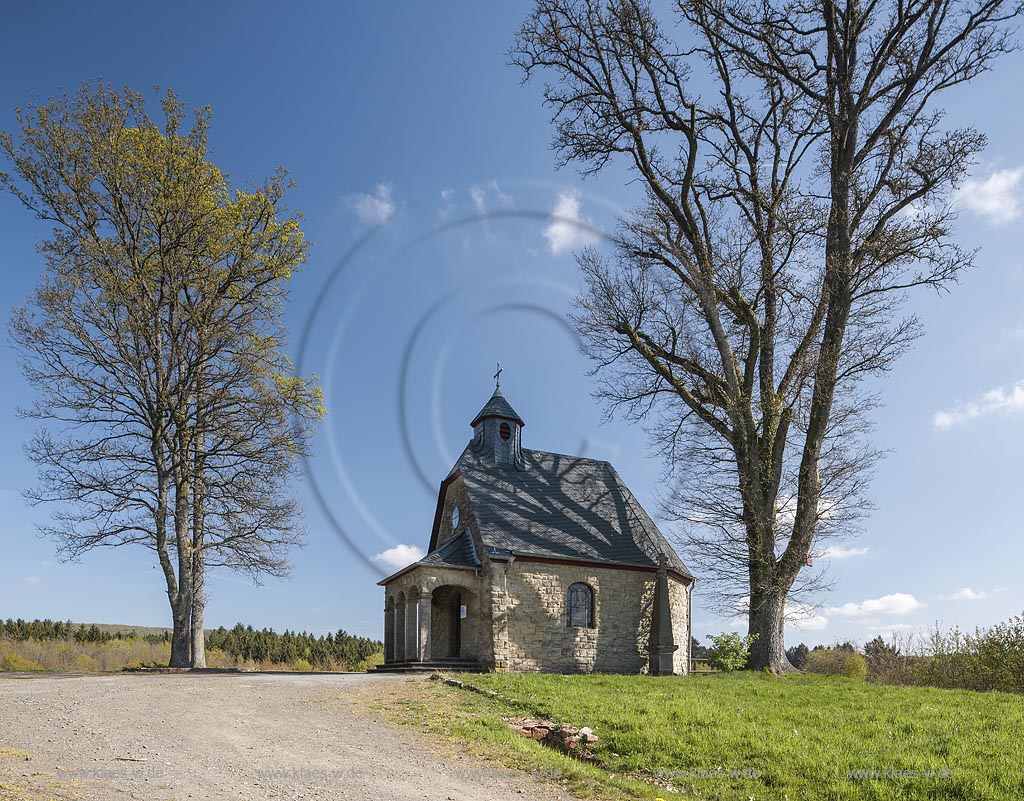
378;379;694;674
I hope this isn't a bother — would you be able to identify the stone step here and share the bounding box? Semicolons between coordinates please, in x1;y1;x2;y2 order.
373;659;484;673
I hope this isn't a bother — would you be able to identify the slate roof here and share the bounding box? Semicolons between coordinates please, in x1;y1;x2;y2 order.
446;445;693;578
470;387;525;427
378;388;693;587
420;528;481;570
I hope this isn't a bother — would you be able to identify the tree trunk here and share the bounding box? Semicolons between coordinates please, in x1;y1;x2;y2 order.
748;588;796;673
169;467;193;668
152;439;192;668
169;593;192;667
189;410;208;668
190;547;206;668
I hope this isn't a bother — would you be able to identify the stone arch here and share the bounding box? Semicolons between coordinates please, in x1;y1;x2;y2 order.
430;583;481;660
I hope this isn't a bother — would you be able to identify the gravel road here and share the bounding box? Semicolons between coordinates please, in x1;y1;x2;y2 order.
0;672;576;801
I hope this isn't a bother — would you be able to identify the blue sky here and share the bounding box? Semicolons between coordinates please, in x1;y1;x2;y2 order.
0;2;1022;647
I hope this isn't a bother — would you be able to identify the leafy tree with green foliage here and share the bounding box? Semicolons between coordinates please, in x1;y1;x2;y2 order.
706;632;758;672
2;83;323;667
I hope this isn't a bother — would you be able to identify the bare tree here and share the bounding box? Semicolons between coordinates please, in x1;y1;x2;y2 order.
2;84;322;667
513;0;1019;671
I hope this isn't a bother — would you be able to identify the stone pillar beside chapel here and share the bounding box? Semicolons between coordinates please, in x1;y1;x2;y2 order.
417;593;432;662
405;590;420;661
648;553;679;675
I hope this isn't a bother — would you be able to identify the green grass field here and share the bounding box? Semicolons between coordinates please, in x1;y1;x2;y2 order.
378;671;1024;801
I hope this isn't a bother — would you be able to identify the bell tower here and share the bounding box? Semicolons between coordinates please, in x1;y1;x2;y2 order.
470;363;524;467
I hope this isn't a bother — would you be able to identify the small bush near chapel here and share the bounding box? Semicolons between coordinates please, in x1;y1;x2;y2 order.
843;653;868;681
706;632;757;672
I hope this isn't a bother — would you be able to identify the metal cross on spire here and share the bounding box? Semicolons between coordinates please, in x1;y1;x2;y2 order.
493;361;503;389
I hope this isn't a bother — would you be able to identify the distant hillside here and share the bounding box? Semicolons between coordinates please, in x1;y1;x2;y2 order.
90;623;173;637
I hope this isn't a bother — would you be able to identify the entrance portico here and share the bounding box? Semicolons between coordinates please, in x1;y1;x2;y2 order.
378;563;485;671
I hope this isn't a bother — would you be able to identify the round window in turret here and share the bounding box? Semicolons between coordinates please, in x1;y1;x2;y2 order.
451;505;460;529
499;422;511;440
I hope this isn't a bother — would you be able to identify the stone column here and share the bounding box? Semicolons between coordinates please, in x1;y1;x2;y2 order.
395;596;406;661
648;553;679;675
405;590;420;662
418;592;432;663
384;598;395;663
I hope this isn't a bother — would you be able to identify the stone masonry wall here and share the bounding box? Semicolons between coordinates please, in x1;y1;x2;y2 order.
488;560;690;674
668;574;690;674
437;476;478;547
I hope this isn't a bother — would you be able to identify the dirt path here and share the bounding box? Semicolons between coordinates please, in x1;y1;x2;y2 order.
0;672;575;801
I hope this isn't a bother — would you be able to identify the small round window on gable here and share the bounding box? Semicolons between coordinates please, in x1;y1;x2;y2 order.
451;505;460;529
499;422;512;441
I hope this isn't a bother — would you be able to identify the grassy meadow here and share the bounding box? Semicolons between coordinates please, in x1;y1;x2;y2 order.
370;671;1024;801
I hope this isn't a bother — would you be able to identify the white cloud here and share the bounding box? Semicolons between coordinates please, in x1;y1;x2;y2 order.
1003;326;1024;343
469;185;487;215
468;180;514;216
731;589;926;634
819;545;870;560
872;623;917;640
948;587;986;601
828;592;925;617
372;544;424;571
489;181;514;208
774;495;842;533
23;576;41;585
348;183;397;225
956;167;1024;225
932;379;1024;429
439;187;455;219
901;201;931;220
786;601;829;631
543;190;600;254
731;596;829;631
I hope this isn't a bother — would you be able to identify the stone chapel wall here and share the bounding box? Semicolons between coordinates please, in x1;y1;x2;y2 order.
488;560;690;674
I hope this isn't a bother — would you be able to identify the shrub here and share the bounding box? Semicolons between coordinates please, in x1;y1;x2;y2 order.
73;653;100;672
706;632;757;672
352;651;385;672
862;635;913;684
291;658;313;672
843;653;868;681
201;647;233;668
0;653;44;672
804;643;856;676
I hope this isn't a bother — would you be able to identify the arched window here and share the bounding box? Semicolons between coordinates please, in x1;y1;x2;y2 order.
566;583;594;628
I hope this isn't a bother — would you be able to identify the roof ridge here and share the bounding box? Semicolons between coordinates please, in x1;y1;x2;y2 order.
520;446;612;465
